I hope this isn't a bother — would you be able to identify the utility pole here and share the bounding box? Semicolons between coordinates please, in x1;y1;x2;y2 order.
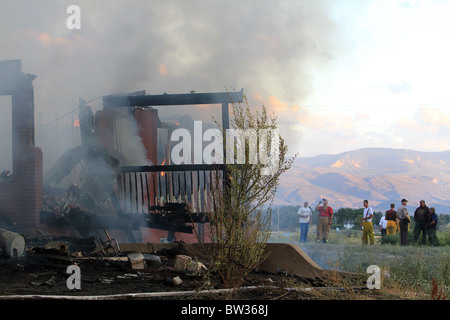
278;207;280;231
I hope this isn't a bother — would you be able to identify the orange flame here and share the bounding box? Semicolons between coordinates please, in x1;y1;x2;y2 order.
73;118;80;127
161;158;166;176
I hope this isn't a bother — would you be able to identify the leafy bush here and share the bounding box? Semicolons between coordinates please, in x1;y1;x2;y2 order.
437;232;450;246
203;100;296;288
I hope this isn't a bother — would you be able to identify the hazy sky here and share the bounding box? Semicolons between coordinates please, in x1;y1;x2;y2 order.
1;0;450;170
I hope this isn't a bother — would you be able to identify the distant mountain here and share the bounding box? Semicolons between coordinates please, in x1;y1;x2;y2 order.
276;148;450;213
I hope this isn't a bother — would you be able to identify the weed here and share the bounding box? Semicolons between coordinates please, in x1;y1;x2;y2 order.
269;228;449;297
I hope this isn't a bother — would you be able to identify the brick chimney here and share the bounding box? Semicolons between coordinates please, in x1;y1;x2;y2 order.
0;60;43;235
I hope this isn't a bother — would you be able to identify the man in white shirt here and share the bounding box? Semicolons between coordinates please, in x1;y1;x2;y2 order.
297;201;312;242
362;200;374;245
379;215;387;237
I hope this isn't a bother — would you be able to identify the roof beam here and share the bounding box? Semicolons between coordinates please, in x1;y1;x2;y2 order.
102;89;244;108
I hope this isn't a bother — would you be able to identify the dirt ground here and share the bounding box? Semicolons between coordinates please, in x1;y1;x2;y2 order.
0;256;430;320
0;239;436;320
0;236;419;301
0;258;376;300
0;254;390;301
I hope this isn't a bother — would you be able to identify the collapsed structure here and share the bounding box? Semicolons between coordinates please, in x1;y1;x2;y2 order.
0;59;244;244
0;61;359;298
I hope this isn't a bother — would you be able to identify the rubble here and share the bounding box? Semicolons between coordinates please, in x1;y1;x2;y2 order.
143;253;161;264
172;276;183;286
0;228;26;258
26;242;73;269
95;229;121;257
0;227;209;289
127;252;145;270
0;233;368;300
30;275;57;287
187;260;207;272
174;254;192;272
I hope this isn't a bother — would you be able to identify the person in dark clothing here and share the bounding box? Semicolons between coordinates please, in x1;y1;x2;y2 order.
397;199;410;246
428;207;438;246
413;200;430;245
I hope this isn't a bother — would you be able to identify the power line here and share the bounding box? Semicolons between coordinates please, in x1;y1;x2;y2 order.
35;96;103;130
300;103;450;107
270;102;450;111
278;123;450;128
35;107;78;130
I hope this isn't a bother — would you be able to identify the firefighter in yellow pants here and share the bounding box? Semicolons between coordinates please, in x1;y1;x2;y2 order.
363;221;374;244
385;204;398;235
386;220;397;235
362;200;374;245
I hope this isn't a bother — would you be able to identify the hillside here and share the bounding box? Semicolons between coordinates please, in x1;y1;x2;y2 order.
276;148;450;213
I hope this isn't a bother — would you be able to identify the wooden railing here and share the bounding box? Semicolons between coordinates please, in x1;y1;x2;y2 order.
117;164;225;215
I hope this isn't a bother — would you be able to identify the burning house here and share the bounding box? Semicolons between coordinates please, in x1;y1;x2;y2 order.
0;60;351;299
0;59;244;244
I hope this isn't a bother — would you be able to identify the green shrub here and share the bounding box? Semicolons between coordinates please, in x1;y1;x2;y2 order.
437;232;450;246
381;234;400;245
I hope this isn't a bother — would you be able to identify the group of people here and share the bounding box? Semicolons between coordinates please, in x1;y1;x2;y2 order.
296;198;439;246
377;199;438;246
296;199;333;243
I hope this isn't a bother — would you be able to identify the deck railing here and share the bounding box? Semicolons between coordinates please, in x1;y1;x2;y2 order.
117;164;225;216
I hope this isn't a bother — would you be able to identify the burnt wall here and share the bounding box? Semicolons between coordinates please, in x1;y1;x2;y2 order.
95;109;116;151
134;107;158;165
0;60;43;235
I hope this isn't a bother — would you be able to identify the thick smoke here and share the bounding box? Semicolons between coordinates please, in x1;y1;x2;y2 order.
114;108;152;166
0;0;339;173
0;1;341;243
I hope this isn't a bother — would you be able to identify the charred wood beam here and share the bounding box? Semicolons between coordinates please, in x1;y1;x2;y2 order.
102;89;244;108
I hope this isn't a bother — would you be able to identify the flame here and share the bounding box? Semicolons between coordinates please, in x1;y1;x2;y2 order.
175;122;180;125
73;118;80;127
161;158;166;176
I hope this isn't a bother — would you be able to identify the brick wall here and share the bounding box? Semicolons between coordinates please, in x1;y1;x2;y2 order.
0;181;14;225
0;61;43;235
0;145;42;234
94;107;159;165
134;107;158;165
95;109;115;151
134;108;159;208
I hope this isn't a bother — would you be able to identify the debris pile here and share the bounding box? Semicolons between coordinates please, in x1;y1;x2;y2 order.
40;188;97;237
0;227;211;295
39;100;124;237
0;228;26;259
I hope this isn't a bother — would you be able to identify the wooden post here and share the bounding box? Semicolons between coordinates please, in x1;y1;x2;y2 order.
222;102;231;213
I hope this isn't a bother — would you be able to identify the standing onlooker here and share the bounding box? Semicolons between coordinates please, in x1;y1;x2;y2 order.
427;207;438;246
362;200;374;245
413;200;430;245
379;214;387;237
297;201;312;242
397;199;410;246
315;199;333;243
385;203;398;236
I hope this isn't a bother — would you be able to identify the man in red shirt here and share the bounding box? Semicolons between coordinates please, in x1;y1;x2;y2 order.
315;199;333;243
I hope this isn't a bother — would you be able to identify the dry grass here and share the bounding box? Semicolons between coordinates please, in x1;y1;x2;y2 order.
269;229;449;299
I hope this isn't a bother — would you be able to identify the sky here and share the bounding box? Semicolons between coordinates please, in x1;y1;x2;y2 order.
1;0;450;172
